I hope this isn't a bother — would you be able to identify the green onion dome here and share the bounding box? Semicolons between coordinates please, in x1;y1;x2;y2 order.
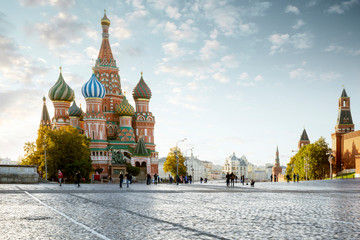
68;101;82;117
132;72;152;100
116;96;135;116
48;68;75;102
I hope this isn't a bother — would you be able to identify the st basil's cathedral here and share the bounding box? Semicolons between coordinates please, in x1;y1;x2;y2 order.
40;11;158;178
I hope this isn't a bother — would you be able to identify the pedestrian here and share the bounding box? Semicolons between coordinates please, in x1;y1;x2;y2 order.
230;172;235;187
147;174;151;185
153;173;157;185
241;175;245;185
125;172;130;188
200;177;203;184
75;171;81;187
176;175;180;185
129;172;133;184
169;174;172;184
226;173;230;187
297;173;299;182
251;179;255;187
235;175;238;183
119;171;124;188
189;175;192;184
58;170;63;186
293;174;296;182
270;174;273;182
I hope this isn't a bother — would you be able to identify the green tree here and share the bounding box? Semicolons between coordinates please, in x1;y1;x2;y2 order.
20;126;92;181
163;147;186;177
126;163;140;176
286;137;331;180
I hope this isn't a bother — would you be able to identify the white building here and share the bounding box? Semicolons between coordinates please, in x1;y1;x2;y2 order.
223;153;249;179
0;157;17;165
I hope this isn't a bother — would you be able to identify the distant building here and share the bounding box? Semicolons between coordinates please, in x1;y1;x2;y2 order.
223;153;249;179
0;157;17;165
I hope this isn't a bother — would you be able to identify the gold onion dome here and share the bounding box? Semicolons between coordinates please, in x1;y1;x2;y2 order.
101;9;110;26
48;67;75;102
116;96;135;116
132;72;152;100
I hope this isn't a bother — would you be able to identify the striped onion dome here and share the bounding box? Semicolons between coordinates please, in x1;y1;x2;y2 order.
48;70;75;102
132;72;152;100
116;96;135;116
81;73;106;99
68;101;82;117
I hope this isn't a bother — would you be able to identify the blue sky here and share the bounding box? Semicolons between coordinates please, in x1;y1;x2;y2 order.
0;0;359;166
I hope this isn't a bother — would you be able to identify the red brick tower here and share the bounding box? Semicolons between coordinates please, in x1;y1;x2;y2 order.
331;88;355;173
48;67;75;129
93;10;123;139
298;129;310;149
272;146;282;182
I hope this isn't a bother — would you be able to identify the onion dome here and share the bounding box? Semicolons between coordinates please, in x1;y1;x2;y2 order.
101;9;110;26
116;96;135;116
48;67;75;102
81;73;106;99
132;72;152;100
68;101;82;117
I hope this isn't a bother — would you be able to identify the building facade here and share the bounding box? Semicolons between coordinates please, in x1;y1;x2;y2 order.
331;88;360;175
223;153;249;179
41;12;158;177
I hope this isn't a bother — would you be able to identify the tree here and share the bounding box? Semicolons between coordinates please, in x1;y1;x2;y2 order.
126;163;140;176
286;137;331;180
163;147;186;177
20;126;92;181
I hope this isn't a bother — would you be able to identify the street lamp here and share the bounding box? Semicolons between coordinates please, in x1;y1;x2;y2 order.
44;135;48;181
174;138;186;184
327;151;333;180
304;156;309;181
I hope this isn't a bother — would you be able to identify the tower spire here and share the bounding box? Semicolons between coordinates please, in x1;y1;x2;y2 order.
298;129;310;149
335;88;354;133
40;96;51;127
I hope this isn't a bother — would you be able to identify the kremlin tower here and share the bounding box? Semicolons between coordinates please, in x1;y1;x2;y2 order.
298;129;310;149
272;146;282;182
42;11;158;178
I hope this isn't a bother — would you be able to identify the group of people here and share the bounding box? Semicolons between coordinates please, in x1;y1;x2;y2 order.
226;172;254;187
285;173;300;182
146;173;162;185
118;171;132;188
58;170;82;187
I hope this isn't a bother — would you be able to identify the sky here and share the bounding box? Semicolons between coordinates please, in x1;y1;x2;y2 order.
0;0;359;167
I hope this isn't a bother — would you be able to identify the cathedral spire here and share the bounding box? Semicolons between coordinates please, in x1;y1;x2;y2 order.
335;88;354;133
96;9;116;67
40;96;51;127
275;146;280;165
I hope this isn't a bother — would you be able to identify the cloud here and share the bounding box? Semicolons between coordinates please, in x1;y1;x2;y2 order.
166;6;181;19
320;72;342;81
237;72;262;86
221;55;239;68
326;0;359;14
110;16;132;41
210;29;218;39
155;20;199;42
213;72;229;83
325;44;344;53
200;40;221;60
30;12;86;49
187;81;199;90
269;33;290;55
20;0;75;9
162;42;187;58
239;72;249;80
126;0;148;20
289;68;314;79
254;75;263;81
292;19;305;29
289;68;342;81
285;5;300;15
269;32;313;54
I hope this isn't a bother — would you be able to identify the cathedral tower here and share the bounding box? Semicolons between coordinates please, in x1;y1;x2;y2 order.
40;96;51;127
48;67;75;129
68;101;83;132
92;10;123;139
115;95;136;144
298;129;310;149
132;73;156;150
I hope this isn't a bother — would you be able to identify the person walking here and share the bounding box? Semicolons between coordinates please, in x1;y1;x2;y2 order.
200;177;203;184
119;171;124;188
129;172;133;184
297;173;299;182
189;175;192;184
58;170;63;186
176;175;180;185
230;172;235;187
153;173;157;185
125;172;130;188
75;171;81;187
147;174;151;185
226;173;230;187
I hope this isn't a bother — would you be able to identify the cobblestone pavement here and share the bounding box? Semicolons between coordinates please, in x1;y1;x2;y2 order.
1;179;360;240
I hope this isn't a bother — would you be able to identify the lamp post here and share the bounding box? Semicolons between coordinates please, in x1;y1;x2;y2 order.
328;151;333;180
174;138;186;184
44;135;48;181
304;156;309;181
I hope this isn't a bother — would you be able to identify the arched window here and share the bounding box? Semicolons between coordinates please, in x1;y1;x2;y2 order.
135;162;140;167
141;162;147;167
